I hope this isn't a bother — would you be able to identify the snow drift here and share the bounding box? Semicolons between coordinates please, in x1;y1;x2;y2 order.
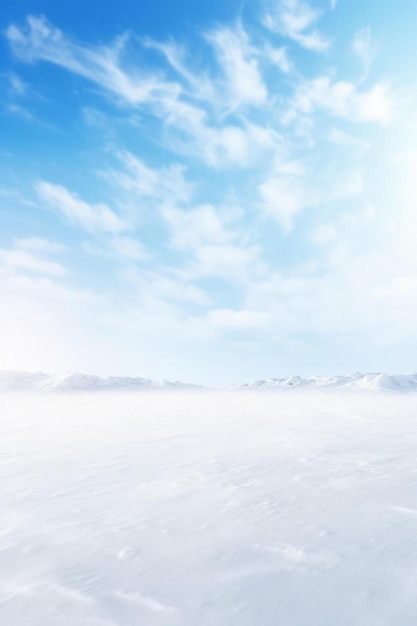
239;372;417;391
0;370;199;392
1;370;417;392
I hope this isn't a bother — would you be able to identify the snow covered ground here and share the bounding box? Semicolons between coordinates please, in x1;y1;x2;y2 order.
1;391;417;625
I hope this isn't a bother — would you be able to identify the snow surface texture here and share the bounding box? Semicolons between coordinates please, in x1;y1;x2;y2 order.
2;392;417;625
2;370;417;392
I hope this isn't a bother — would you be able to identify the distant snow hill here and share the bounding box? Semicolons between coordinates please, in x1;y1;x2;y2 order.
2;371;417;393
239;373;417;391
0;371;201;393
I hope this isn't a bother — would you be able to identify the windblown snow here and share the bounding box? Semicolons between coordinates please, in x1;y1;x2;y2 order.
2;391;417;625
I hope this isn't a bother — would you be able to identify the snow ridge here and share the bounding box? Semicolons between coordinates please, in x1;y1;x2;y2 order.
239;372;417;391
2;371;417;392
0;371;200;392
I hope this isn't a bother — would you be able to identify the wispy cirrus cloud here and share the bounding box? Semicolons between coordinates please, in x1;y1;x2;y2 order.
263;0;330;52
265;45;292;73
258;161;363;230
141;37;216;103
103;150;192;207
35;181;128;233
14;236;66;253
120;265;210;306
352;27;376;81
4;4;414;383
110;236;149;261
6;12;395;175
7;16;179;107
7;11;397;242
7;72;27;96
258;172;306;231
5;17;280;168
161;202;264;282
0;238;66;277
205;26;268;111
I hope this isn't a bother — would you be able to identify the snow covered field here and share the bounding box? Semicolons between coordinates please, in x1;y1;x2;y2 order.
1;391;417;625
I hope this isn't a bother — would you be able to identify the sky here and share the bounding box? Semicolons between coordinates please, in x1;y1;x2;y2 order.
1;0;417;385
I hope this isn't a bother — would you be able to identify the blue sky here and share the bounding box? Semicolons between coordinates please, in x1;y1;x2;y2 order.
1;0;417;385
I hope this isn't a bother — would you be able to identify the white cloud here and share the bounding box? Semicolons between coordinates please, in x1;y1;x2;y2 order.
258;153;364;229
328;128;370;151
6;16;278;169
353;82;393;124
195;244;262;281
152;94;277;167
7;103;35;121
266;46;292;73
106;150;192;206
236;201;411;342
7;16;179;107
110;236;149;261
4;9;415;381
199;122;278;168
120;266;210;305
0;248;66;277
161;203;263;281
8;73;27;95
206;121;278;168
14;236;66;253
35;181;127;233
0;238;67;278
258;175;305;230
352;27;376;79
161;203;234;249
147;26;269;114
264;0;330;52
290;76;394;124
206;26;268;110
4;17;242;168
82;237;149;264
142;37;215;103
257;157;308;229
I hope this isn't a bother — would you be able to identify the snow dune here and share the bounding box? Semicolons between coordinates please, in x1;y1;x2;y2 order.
1;391;417;624
2;370;417;392
0;371;199;392
239;372;417;391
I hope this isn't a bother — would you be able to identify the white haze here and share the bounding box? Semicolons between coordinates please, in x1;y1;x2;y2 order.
1;391;417;624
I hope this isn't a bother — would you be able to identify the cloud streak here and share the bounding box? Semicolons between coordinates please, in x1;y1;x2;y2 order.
36;181;127;233
263;0;330;51
7;16;178;106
